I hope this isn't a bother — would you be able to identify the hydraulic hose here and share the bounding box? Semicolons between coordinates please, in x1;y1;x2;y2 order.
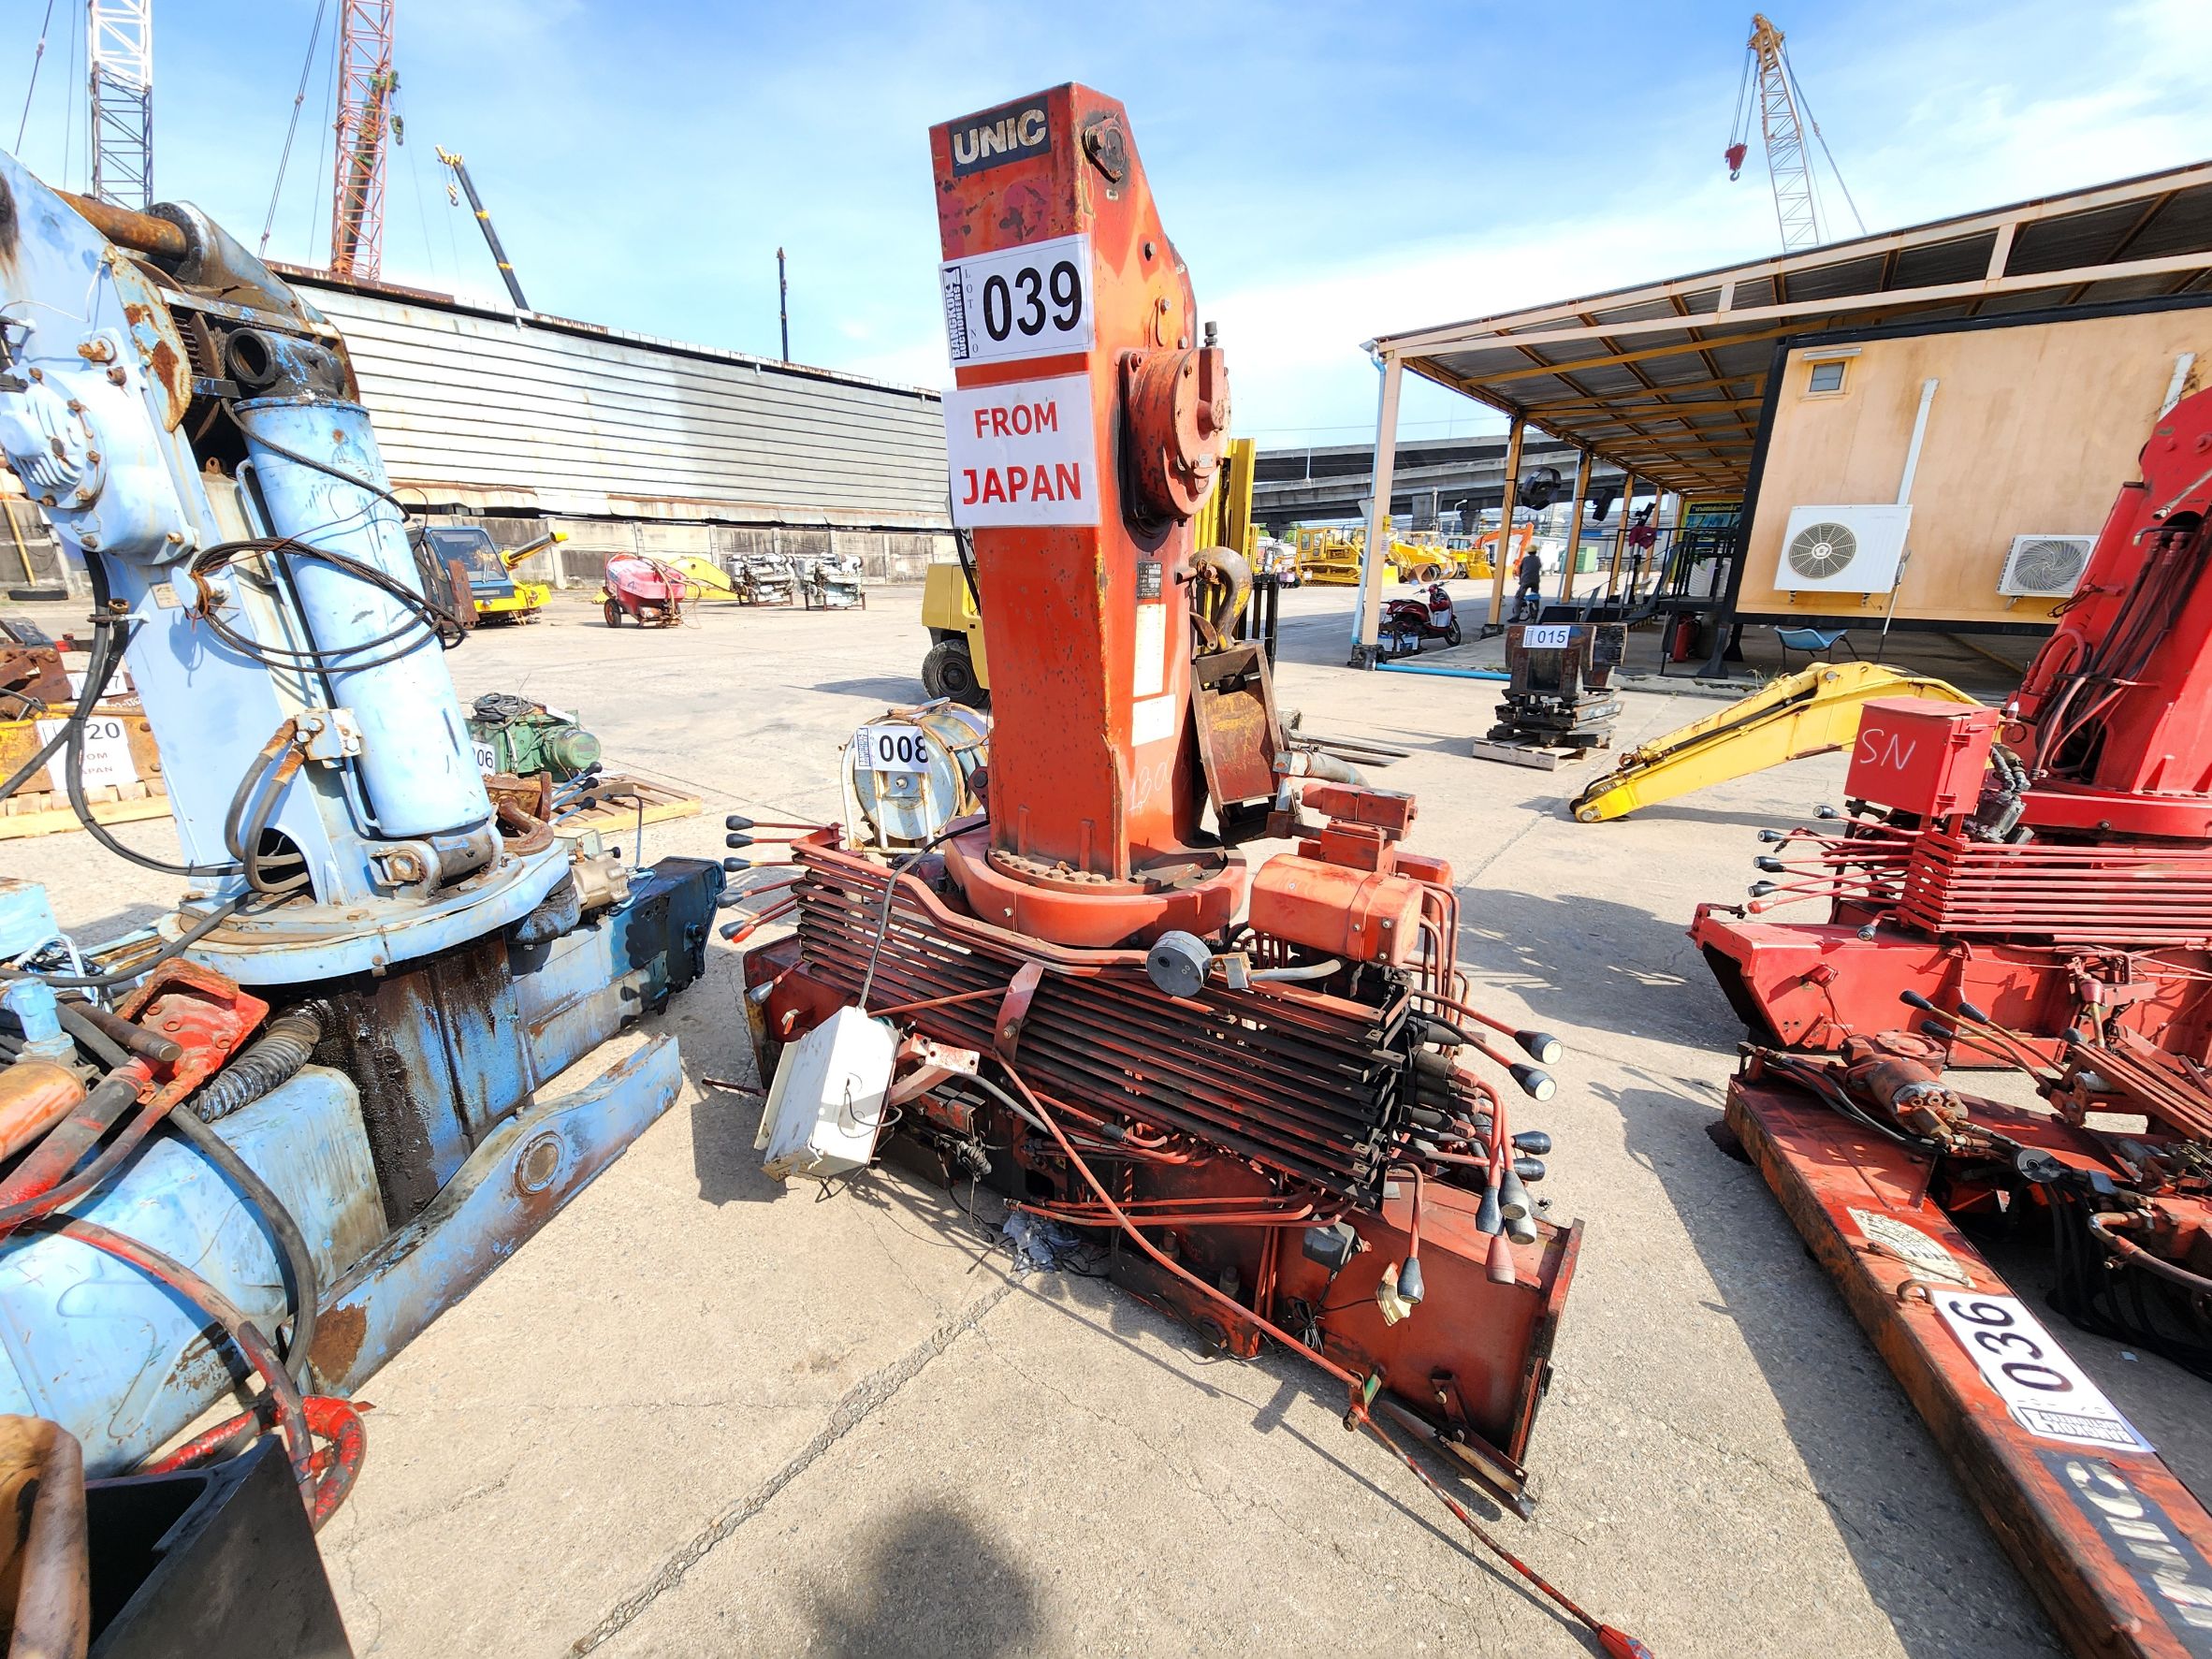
989;1057;1652;1658
192;1003;325;1125
166;1106;319;1390
0;1063;153;1211
32;1214;316;1497
68;560;240;879
53;1001;131;1070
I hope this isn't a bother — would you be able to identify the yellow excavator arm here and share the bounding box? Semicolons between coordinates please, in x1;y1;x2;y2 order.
1569;660;1984;822
501;530;566;572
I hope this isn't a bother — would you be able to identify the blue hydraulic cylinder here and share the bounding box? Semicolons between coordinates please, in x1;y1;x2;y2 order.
232;398;492;841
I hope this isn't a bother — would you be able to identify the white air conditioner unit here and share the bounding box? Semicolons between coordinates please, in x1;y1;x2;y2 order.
1774;504;1914;593
1998;533;2094;598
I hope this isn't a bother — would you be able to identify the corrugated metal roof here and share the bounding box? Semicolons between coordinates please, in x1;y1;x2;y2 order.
1370;159;2212;494
285;272;951;531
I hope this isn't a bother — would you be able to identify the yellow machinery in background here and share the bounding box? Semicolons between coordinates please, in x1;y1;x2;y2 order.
920;560;988;706
670;555;741;602
1470;522;1535;582
924;439;1260;705
1195;437;1258;560
1294;527;1363;584
1293;522;1438;585
1568;660;1984;822
412;526;562;624
1290;517;1525;586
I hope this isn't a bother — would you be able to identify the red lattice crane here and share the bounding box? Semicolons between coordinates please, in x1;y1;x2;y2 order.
329;0;397;280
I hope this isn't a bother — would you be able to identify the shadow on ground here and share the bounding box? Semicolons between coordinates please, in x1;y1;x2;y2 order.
807;675;930;705
1449;885;1744;1052
806;1501;1041;1657
1610;1076;2064;1656
664;950;783;1206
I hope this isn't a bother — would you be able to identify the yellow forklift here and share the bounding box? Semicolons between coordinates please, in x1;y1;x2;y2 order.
921;438;1259;706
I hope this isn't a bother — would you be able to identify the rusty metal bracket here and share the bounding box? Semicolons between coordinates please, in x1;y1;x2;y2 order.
995;961;1043;1062
885;1034;982;1110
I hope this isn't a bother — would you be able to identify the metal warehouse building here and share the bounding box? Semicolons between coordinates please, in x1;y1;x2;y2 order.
280;269;955;585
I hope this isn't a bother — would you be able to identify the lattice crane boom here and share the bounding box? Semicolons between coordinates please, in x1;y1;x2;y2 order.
1725;12;1862;254
87;0;153;211
330;0;397;280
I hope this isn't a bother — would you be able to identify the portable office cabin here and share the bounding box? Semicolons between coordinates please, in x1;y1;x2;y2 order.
1731;298;2212;630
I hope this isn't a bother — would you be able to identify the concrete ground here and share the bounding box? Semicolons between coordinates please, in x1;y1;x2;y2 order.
7;577;2203;1658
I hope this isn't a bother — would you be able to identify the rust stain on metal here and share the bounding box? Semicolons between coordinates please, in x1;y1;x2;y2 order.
148;338;186;408
309;1302;366;1380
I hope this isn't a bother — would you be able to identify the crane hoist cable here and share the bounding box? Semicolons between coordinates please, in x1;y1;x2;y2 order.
261;0;332;256
14;0;58;152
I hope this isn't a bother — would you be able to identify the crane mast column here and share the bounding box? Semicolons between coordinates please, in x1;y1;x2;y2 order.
929;86;1238;947
330;0;397;280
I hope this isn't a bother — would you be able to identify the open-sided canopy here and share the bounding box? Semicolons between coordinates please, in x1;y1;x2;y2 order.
1370;162;2212;497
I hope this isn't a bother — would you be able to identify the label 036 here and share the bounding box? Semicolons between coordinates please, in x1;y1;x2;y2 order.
1933;1290;2150;1453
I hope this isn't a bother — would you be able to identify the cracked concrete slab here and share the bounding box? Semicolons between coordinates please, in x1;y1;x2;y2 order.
7;584;2204;1657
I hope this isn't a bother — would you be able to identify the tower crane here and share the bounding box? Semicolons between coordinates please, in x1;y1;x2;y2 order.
1724;13;1863;253
329;0;397;279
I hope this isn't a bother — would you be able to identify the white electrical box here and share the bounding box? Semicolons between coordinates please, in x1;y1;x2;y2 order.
756;1006;897;1182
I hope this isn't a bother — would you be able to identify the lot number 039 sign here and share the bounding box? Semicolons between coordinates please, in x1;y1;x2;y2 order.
941;234;1094;367
856;724;930;775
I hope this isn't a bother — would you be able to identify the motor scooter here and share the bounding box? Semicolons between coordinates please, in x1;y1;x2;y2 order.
1380;582;1463;656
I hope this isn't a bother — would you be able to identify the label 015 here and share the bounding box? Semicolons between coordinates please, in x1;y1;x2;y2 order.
942;233;1093;367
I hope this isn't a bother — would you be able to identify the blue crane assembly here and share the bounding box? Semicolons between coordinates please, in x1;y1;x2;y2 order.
0;153;720;1495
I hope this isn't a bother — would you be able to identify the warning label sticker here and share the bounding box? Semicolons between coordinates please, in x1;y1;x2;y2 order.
943;373;1099;529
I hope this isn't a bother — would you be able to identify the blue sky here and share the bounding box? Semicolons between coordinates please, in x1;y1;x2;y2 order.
5;0;2206;448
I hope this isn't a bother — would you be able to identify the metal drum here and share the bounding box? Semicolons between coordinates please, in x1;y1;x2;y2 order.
841;703;988;851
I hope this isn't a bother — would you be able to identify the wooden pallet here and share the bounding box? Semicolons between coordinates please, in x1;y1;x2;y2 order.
1;698;167;838
1469;736;1608;771
3;766;698;843
557;776;703;834
0;780;171;839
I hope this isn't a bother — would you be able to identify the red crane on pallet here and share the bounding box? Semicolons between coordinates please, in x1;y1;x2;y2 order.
1695;386;2212;1058
329;0;396;280
738;84;1652;1658
1705;396;2212;1659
